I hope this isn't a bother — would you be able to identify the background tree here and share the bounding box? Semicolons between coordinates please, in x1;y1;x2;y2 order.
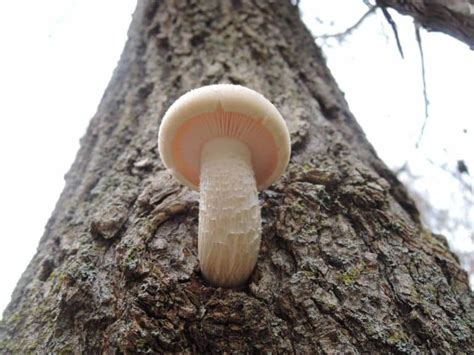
1;1;472;353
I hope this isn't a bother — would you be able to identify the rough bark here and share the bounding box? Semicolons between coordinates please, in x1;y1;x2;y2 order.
378;0;474;49
1;0;472;353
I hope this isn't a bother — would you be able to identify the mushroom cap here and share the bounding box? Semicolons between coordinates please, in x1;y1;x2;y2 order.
158;84;291;191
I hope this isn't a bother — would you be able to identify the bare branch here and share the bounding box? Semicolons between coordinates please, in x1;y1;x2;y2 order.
316;6;377;41
426;157;473;193
379;3;405;58
377;0;474;49
414;22;430;148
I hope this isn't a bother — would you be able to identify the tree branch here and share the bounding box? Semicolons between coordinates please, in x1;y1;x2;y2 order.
316;6;377;41
377;0;474;49
379;4;405;58
414;22;430;148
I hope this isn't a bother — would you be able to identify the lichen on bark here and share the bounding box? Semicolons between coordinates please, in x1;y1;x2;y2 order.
0;0;472;353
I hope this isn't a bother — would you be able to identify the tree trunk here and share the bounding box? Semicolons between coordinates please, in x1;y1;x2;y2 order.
1;1;472;353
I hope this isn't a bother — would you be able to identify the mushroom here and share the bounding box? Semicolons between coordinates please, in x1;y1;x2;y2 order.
158;84;290;287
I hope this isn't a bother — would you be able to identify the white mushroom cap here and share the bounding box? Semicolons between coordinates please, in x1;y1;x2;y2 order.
158;84;291;191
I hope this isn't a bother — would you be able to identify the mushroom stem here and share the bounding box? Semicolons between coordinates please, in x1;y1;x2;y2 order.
199;137;261;287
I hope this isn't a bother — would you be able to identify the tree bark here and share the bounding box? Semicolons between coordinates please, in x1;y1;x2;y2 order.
378;0;474;49
1;1;472;353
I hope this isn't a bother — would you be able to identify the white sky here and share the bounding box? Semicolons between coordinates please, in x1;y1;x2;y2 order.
0;0;472;316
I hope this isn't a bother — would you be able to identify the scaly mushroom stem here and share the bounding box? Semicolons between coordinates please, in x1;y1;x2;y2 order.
199;137;261;287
